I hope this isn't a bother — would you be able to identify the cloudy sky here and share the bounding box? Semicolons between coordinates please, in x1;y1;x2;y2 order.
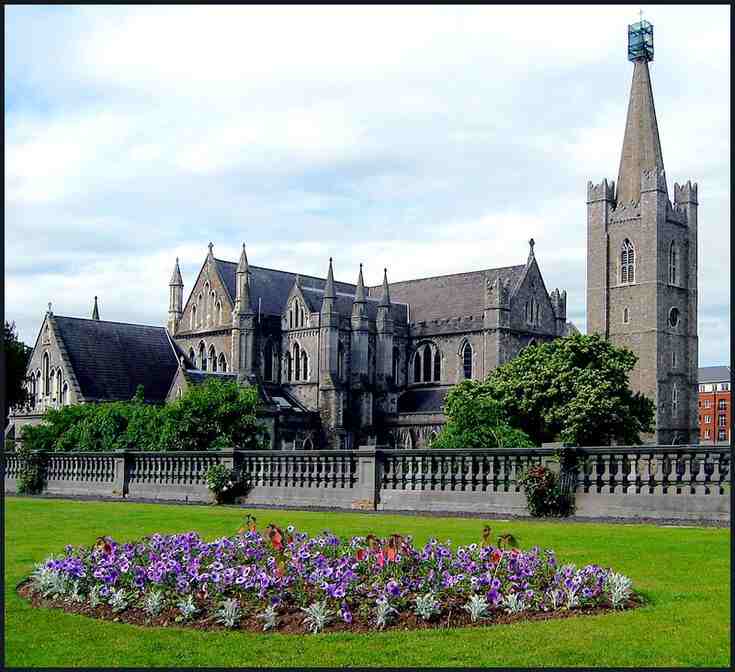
5;5;730;365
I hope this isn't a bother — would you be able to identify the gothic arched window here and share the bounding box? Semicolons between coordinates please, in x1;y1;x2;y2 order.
289;307;293;329
55;369;62;401
672;384;679;414
413;350;421;383
669;241;678;285
294;343;301;381
422;344;432;383
209;346;217;371
301;349;308;381
264;340;274;381
286;352;293;382
623;306;630;324
199;342;207;371
621;239;635;284
216;300;222;325
433;348;441;382
62;383;69;406
43;353;50;395
188;347;195;364
218;353;227;373
462;342;473;379
392;346;400;383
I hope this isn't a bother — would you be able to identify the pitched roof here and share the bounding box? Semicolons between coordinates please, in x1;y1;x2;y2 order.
616;59;666;204
300;286;408;322
698;366;731;384
398;387;449;413
370;266;525;323
52;316;179;403
215;259;357;316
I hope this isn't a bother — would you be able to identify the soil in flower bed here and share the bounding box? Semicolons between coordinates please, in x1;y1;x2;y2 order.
17;580;643;634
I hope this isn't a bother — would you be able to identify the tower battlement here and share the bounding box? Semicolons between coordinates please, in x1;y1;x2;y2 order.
587;179;616;203
674;180;698;205
640;167;668;194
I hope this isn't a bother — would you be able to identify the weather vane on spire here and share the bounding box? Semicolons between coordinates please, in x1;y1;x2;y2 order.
628;12;653;62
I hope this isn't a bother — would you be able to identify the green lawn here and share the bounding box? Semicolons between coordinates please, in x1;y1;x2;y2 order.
3;497;731;668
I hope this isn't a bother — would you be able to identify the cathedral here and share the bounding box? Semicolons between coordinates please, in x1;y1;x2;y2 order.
11;19;699;447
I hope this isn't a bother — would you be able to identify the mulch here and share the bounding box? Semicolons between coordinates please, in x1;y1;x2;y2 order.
17;579;643;635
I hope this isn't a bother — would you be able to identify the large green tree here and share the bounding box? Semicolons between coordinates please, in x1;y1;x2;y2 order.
432;379;535;449
483;333;655;446
3;321;32;427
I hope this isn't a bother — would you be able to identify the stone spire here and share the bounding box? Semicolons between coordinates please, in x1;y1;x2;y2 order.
207;241;214;259
91;296;100;320
323;257;336;299
235;243;253;315
527;238;535;265
169;257;183;286
379;267;391;307
237;243;249;274
616;58;666;204
354;263;366;303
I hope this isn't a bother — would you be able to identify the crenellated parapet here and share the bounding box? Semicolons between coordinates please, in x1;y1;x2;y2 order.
587;179;616;204
674;180;698;206
665;200;688;225
609;201;641;223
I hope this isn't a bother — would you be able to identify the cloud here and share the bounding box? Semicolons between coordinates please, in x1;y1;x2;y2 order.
4;4;730;369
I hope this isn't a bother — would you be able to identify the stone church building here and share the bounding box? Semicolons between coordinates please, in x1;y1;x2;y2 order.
11;19;699;447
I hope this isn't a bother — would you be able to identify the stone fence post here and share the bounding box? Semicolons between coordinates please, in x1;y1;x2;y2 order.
353;445;383;510
112;450;129;498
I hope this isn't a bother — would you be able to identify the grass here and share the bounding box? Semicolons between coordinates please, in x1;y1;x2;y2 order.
4;496;731;668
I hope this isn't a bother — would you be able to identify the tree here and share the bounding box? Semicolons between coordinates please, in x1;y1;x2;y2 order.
3;321;32;427
482;333;655;446
431;379;535;449
158;378;267;451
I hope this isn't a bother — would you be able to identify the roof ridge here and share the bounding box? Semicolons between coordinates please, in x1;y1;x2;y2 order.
215;258;356;288
53;315;167;330
365;264;525;289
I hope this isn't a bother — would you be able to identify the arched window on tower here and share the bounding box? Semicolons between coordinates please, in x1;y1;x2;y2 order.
462;342;473;379
294;343;301;381
413;349;421;383
392;346;400;383
433;348;441;382
218;353;227;372
209;345;217;371
669;241;678;285
301;349;308;381
43;353;50;395
422;344;432;383
621;239;636;284
289;307;293;329
337;342;345;382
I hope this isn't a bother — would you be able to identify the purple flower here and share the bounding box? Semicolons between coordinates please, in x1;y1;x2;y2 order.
385;579;401;597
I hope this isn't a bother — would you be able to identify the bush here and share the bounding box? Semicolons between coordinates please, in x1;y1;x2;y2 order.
204;464;238;504
20;380;267;453
15;443;45;494
518;465;575;517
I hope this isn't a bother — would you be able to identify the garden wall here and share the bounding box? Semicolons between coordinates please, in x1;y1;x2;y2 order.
3;445;730;522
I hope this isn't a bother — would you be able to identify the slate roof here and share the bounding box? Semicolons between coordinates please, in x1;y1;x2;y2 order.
698;366;731;384
184;370;238;386
53;316;179;403
215;258;408;322
369;266;526;323
398;387;449;414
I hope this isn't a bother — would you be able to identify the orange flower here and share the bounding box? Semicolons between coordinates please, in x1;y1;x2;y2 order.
355;548;366;562
491;549;503;564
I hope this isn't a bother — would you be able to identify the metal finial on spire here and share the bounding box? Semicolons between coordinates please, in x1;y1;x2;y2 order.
92;296;100;320
208;241;214;255
379;267;391;307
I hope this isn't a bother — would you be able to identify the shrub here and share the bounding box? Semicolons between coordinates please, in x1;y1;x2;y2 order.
15;443;45;494
518;465;575;517
205;464;238;504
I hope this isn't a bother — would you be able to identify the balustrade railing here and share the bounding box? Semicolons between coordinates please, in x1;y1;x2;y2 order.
237;450;358;489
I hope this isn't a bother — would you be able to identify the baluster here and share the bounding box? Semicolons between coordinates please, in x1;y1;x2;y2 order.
652;453;664;494
623;454;636;493
599;453;612;494
711;457;722;495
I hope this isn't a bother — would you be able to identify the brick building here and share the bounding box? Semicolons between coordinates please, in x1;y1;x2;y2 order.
698;366;731;445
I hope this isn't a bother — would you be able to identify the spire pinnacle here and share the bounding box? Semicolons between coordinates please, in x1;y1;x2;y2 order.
527;238;535;264
379;267;391;307
237;243;249;274
207;241;214;258
616;46;665;204
354;263;366;302
324;257;336;299
91;296;100;320
169;257;183;286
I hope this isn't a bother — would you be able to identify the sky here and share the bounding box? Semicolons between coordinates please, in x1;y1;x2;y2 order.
4;5;730;365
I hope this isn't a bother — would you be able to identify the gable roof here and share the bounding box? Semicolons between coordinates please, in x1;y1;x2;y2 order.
698;366;731;384
52;316;179;403
370;265;526;323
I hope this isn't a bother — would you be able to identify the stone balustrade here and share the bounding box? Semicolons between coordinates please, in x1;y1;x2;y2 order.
2;445;730;521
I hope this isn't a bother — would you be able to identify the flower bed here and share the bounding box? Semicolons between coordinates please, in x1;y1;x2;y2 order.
18;519;640;634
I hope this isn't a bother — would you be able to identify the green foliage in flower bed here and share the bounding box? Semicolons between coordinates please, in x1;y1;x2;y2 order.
22;519;634;634
19;379;267;452
4;498;731;667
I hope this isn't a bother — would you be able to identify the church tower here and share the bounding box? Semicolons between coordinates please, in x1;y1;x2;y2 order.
586;18;698;444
